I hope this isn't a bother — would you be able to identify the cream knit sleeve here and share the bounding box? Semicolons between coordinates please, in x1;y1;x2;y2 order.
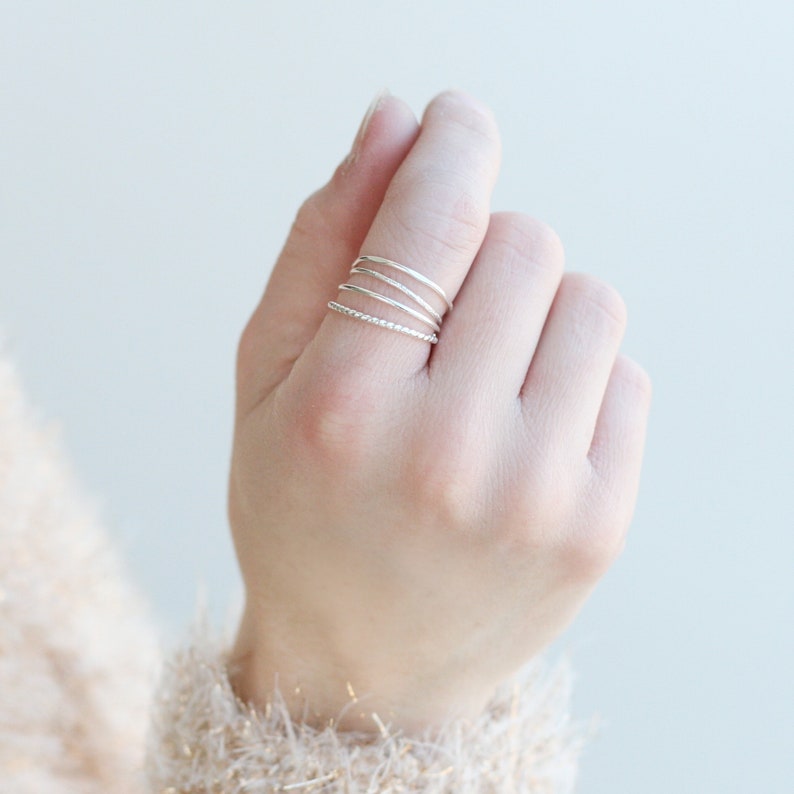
0;343;158;794
146;627;584;792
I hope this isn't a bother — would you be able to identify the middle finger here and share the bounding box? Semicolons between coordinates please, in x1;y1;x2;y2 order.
316;90;502;377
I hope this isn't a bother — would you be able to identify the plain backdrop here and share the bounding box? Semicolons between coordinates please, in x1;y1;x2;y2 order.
1;2;792;791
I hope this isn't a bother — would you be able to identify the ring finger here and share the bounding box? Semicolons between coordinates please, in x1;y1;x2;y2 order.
522;273;628;459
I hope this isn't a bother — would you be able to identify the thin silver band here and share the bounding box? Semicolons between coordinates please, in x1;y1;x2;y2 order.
355;256;453;312
349;266;443;325
337;283;441;332
327;255;451;345
327;301;439;344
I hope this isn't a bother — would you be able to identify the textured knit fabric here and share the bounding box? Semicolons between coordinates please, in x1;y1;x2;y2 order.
0;343;584;793
0;344;158;793
147;628;582;793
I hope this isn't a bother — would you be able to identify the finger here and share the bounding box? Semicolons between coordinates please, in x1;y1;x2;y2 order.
314;90;502;378
431;212;565;400
587;354;652;525
522;273;627;456
237;92;420;412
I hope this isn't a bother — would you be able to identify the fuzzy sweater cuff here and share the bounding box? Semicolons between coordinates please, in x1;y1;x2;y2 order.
147;630;583;793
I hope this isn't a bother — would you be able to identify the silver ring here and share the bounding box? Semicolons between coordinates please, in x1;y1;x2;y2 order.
350;266;443;325
356;255;453;312
337;284;441;332
327;255;451;344
328;301;439;344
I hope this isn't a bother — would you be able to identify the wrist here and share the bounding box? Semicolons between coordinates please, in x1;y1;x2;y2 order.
228;605;491;734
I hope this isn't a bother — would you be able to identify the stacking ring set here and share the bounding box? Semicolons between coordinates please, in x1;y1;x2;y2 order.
327;255;452;344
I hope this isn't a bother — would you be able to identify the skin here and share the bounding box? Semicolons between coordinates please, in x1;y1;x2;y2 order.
227;90;651;734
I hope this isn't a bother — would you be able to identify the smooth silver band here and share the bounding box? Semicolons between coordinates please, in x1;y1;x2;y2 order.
327;255;451;345
355;256;453;312
353;256;452;311
337;283;441;332
350;266;443;325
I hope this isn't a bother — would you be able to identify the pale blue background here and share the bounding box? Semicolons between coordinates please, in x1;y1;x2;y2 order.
2;2;792;791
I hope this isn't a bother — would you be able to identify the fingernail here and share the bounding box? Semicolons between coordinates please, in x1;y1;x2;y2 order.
348;88;390;163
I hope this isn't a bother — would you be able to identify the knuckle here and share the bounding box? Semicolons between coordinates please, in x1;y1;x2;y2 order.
425;182;487;251
488;212;566;281
235;316;259;385
409;414;488;531
291;180;362;252
512;432;575;523
614;354;653;403
291;190;333;243
284;367;380;468
413;457;481;531
385;176;488;262
524;461;576;530
564;273;628;333
521;450;625;579
558;513;626;580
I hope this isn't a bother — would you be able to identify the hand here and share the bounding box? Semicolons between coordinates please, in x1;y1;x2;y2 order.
227;90;651;733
